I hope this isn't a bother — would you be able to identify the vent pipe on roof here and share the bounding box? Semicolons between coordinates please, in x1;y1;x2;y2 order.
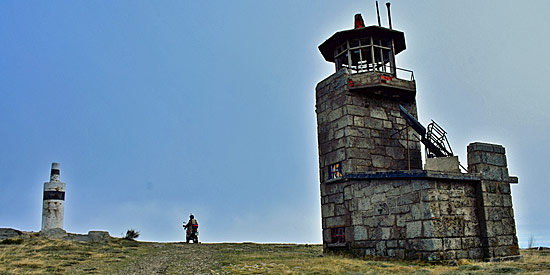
354;14;365;29
386;2;392;30
376;1;382;27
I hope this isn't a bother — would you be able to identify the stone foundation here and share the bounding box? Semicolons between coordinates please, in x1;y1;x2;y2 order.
0;228;111;243
321;143;520;261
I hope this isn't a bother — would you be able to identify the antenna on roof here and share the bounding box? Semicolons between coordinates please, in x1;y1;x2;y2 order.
376;1;382;27
386;2;393;30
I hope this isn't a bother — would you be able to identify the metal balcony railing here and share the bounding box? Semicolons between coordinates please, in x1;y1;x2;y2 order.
342;65;414;81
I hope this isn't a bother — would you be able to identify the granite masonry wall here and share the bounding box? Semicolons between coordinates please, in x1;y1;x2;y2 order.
316;70;422;182
467;142;520;258
316;70;520;261
320;143;520;260
321;174;483;260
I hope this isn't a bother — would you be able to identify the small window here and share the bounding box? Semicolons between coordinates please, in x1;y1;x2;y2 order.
331;227;345;243
329;163;342;179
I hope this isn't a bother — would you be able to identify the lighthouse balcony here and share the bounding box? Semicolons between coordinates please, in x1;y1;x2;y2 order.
346;68;416;100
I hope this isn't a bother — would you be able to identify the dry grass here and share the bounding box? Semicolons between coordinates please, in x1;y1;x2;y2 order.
216;243;550;274
1;238;549;274
0;238;149;274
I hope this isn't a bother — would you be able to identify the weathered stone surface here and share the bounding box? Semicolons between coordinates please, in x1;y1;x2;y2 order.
406;221;422;239
318;82;520;261
434;217;465;237
343;186;353;200
370;193;385;203
327;193;344;204
325;216;350;227
40;228;67;239
464;222;480;237
499;183;511;194
398;192;420;206
386;147;404;159
372;227;391;240
357;199;373;211
468;248;483;259
501;218;517;235
374;183;392;194
370;107;388;120
444;238;462;250
335;204;348;216
425;156;460;172
468;142;495;153
354;226;368;241
322;203;335;217
374;203;389;216
327;107;343;122
422;221;436;238
396;213;411;227
0;228;27;240
413;239;443;252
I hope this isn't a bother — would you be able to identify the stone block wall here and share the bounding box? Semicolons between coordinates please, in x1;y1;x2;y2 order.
320;142;520;260
316;70;422;182
321;175;485;260
467;142;520;258
316;70;520;261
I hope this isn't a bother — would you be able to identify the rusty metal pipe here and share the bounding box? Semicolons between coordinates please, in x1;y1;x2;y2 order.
386;2;392;30
376;1;381;27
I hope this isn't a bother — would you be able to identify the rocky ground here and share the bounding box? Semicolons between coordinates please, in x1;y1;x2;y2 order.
114;243;223;275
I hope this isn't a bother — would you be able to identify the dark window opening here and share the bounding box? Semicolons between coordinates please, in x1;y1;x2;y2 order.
331;227;346;243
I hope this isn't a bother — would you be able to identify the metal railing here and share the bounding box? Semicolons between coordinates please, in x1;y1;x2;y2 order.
342;65;414;81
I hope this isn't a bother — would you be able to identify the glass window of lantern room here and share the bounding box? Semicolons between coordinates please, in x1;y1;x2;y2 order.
370;37;376;71
334;42;348;70
351;49;361;73
346;40;352;71
380;41;386;72
359;47;373;72
382;48;392;73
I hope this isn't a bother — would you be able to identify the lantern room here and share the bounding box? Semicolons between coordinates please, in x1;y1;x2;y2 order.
318;23;405;76
318;11;416;99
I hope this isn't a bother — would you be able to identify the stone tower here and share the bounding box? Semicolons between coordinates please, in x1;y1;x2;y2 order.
41;162;66;231
316;14;421;185
315;11;520;261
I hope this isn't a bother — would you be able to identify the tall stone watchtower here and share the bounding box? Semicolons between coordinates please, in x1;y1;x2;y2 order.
316;12;420;183
315;8;520;261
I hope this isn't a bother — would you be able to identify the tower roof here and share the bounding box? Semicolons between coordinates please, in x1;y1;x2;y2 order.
318;25;406;63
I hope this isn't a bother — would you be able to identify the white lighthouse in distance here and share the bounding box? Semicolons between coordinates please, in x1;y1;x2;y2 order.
41;162;66;231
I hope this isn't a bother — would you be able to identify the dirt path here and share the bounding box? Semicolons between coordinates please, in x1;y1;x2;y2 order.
115;243;223;275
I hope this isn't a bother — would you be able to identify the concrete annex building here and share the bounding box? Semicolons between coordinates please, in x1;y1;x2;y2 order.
315;7;520;260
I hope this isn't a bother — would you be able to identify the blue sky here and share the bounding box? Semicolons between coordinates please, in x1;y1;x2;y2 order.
1;1;549;247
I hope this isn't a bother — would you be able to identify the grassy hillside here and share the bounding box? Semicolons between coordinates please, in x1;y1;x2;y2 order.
1;237;549;274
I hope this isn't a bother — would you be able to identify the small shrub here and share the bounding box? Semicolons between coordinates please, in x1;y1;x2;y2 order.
123;229;140;240
0;238;23;245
